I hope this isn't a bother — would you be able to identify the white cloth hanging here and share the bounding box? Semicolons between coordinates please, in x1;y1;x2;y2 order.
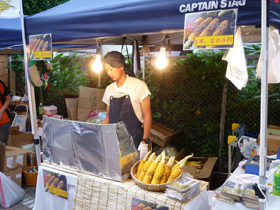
222;27;248;90
256;28;280;83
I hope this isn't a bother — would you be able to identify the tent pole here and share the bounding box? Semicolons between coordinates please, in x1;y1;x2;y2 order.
259;0;269;209
19;0;41;166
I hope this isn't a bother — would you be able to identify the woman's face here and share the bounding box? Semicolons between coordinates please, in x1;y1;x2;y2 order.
104;63;124;81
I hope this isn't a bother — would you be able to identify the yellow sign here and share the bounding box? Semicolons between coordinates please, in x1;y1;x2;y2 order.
34;51;52;58
194;35;234;46
48;186;68;198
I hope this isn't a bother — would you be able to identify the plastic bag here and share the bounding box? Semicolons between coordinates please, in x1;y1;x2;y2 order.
86;110;107;124
0;172;25;209
238;136;259;158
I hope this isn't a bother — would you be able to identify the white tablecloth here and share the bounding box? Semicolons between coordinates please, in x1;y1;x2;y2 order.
210;160;280;210
33;164;209;210
33;165;77;210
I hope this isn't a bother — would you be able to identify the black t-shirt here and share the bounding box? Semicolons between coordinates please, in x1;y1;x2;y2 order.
0;80;11;124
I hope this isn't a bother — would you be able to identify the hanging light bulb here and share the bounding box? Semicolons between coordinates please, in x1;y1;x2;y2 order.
92;49;103;72
155;47;167;69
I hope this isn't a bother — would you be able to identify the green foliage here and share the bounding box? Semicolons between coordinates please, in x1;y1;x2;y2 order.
22;0;70;15
40;52;89;114
144;51;227;157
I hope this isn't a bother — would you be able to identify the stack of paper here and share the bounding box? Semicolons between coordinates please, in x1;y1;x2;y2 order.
242;184;259;209
165;177;201;202
214;180;244;203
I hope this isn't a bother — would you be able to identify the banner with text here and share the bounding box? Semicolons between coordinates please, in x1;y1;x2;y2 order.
29;34;52;60
183;9;237;50
0;0;20;18
43;169;68;199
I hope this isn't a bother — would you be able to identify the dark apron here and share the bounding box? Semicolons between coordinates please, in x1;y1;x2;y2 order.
109;95;143;148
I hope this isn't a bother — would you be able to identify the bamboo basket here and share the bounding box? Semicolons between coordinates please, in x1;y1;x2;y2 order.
131;158;183;192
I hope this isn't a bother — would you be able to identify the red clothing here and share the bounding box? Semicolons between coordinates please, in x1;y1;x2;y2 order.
0;80;11;125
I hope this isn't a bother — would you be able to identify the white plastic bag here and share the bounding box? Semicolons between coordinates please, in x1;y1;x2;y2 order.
238;136;259;158
222;27;248;90
256;28;280;83
0;172;25;209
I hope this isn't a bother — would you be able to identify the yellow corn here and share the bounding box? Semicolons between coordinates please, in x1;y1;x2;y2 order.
138;153;156;181
136;151;151;179
42;41;49;51
167;157;189;183
160;156;174;184
184;17;204;42
169;153;193;180
46;175;56;187
143;154;162;184
36;40;45;52
199;18;219;37
56;180;64;190
31;39;41;54
50;177;59;188
206;20;229;48
188;17;213;41
151;151;166;184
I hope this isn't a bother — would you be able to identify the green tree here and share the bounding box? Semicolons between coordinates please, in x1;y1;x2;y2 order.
23;0;70;15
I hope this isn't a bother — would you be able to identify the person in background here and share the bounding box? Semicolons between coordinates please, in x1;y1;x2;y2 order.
0;80;12;145
101;51;152;159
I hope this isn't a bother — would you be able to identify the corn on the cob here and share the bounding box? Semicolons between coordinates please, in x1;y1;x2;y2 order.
170;153;194;175
43;173;52;185
36;40;45;52
151;151;166;184
167;157;189;183
199;18;219;37
137;203;146;209
31;39;41;54
160;156;174;184
184;17;212;49
42;41;48;51
56;180;64;190
138;153;156;181
30;39;37;50
50;177;59;188
206;20;229;48
184;17;204;42
143;154;162;184
136;151;151;179
46;175;56;187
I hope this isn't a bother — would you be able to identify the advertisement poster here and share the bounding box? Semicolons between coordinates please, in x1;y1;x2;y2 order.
131;197;169;210
183;9;237;50
0;0;20;18
29;33;52;60
43;169;68;199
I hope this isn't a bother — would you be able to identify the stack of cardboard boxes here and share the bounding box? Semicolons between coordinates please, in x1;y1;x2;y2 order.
0;127;34;186
65;86;106;121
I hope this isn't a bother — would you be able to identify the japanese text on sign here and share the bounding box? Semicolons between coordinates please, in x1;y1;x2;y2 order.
194;35;233;46
48;186;68;198
34;51;52;58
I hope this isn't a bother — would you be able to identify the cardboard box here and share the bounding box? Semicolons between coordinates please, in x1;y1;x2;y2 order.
8;127;33;147
0;143;29;171
77;107;91;121
258;125;280;155
184;157;218;179
149;121;179;147
78;86;106;110
2;167;23;187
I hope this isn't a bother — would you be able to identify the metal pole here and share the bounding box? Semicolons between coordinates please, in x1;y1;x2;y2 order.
142;56;145;82
19;0;41;166
259;0;269;209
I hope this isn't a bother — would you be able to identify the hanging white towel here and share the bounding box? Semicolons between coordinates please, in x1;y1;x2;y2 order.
222;27;248;90
256;28;280;83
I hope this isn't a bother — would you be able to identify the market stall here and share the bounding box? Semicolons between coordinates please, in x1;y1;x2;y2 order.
2;1;280;210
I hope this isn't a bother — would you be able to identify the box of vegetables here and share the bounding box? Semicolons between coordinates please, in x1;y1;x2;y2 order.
131;151;193;192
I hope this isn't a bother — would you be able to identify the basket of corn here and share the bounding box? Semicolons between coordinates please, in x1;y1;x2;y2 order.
131;151;193;192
